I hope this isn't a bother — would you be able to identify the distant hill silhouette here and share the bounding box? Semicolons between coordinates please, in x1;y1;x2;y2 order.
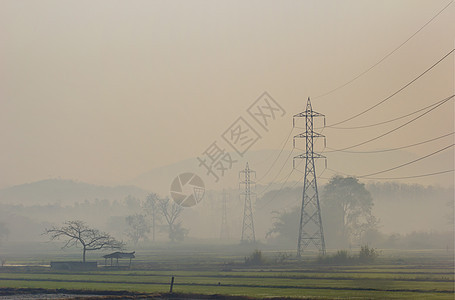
130;147;453;194
1;147;451;205
0;179;148;205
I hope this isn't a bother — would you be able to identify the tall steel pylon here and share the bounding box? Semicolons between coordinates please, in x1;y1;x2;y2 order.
220;189;230;240
294;97;326;257
240;162;256;243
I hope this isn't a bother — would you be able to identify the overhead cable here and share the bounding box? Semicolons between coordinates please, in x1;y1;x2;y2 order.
327;49;455;127
326;132;454;154
327;97;454;130
358;144;454;178
314;1;454;100
326;95;454;152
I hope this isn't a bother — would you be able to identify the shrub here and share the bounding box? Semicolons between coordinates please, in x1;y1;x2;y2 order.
359;245;379;263
274;252;292;264
245;249;265;265
317;246;379;265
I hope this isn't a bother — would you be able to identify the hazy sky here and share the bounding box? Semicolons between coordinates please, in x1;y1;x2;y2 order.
1;0;454;189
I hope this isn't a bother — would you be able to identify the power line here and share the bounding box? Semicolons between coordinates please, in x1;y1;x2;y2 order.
327;97;453;130
326;95;454;152
257;111;449;210
358;144;454;178
255;127;299;194
257;144;309;200
256;167;296;211
258;138;328;211
314;1;454;100
257;108;328;211
258;166;329;213
256;127;324;197
322;167;454;181
256;127;294;182
249;2;455;208
262;122;452;207
327;49;455;127
257;122;327;197
359;169;454;180
325;144;454;178
326;132;454;154
263;166;329;212
256;147;295;196
257;135;326;209
324;167;351;177
257;167;294;197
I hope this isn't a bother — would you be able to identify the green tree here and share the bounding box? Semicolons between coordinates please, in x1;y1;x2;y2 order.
125;214;150;245
168;222;188;242
266;209;300;245
245;249;265;265
321;175;378;247
359;245;379;263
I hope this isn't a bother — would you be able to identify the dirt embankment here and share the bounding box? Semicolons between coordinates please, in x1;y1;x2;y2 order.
0;288;305;300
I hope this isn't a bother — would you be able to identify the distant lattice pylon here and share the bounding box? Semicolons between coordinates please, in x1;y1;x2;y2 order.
220;189;230;240
240;162;256;243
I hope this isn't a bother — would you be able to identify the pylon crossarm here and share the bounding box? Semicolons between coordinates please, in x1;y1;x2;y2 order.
293;111;325;118
294;153;326;160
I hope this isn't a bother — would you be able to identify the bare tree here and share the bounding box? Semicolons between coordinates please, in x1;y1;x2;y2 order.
157;197;187;242
143;193;160;242
44;220;124;262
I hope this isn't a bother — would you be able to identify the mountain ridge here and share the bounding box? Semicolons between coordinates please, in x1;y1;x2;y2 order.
0;178;148;205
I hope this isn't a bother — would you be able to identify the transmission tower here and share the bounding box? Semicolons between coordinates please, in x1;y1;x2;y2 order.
144;193;158;242
294;97;326;257
240;162;256;243
220;189;230;240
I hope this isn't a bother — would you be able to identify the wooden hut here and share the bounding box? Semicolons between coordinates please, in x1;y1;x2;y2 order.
103;251;135;268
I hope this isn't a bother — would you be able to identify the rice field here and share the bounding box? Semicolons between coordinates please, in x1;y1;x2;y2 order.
0;248;453;299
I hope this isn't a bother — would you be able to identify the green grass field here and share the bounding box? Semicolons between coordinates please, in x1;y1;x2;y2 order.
0;248;454;299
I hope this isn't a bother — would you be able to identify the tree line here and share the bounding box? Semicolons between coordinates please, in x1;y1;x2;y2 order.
125;193;188;244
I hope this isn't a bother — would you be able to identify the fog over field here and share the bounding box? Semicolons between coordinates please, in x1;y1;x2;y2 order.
0;0;453;269
0;3;454;299
0;174;452;254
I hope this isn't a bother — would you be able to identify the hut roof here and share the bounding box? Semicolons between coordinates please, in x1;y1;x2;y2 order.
103;251;135;259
